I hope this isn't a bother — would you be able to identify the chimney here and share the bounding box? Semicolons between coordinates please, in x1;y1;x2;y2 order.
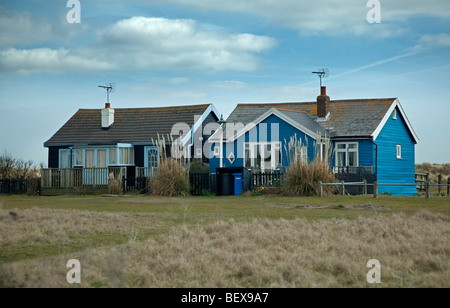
317;86;330;118
101;103;114;128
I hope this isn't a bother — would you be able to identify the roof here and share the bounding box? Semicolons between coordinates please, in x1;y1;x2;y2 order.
274;108;329;137
227;98;399;138
209;107;329;142
44;104;213;146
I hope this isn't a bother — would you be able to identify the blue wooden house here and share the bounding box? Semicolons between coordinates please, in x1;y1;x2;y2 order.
209;87;419;196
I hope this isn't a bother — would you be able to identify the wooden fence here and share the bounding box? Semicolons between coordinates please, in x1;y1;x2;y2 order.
0;178;40;195
190;173;216;196
41;167;127;188
319;181;450;198
251;172;284;189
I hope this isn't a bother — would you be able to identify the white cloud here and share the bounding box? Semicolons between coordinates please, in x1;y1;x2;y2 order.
0;48;112;74
211;80;249;88
0;17;276;74
95;17;276;71
414;33;450;51
0;8;53;47
166;0;450;36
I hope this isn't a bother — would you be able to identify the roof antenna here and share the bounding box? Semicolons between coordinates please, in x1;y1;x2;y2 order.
312;68;329;88
98;83;115;104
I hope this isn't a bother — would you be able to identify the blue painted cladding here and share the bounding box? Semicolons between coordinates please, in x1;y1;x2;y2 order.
209;114;316;173
376;107;417;196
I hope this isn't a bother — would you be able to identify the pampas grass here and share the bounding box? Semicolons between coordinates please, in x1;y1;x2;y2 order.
283;134;336;196
150;135;190;197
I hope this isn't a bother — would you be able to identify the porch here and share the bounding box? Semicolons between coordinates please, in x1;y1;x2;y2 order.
40;167;159;195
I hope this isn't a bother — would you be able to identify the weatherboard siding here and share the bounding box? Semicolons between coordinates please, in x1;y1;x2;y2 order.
209;114;316;172
376;108;417;196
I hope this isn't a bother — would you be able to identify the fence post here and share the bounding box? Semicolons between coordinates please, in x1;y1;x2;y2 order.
363;179;367;195
373;181;378;199
425;181;431;199
318;181;323;197
438;174;442;194
340;181;345;196
448;177;450;197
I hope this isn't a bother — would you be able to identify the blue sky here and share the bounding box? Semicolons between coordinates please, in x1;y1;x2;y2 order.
1;0;449;165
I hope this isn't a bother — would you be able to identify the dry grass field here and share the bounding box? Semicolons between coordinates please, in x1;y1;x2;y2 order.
0;195;449;288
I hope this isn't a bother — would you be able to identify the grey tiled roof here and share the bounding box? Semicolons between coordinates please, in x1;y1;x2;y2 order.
45;104;211;146
275;108;329;137
227;98;396;138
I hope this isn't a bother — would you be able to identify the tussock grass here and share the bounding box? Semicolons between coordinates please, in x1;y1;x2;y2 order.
284;135;336;196
1;210;448;288
151;136;190;197
0;208;177;262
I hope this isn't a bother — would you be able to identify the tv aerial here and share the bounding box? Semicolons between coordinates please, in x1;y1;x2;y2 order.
98;83;115;104
312;68;329;88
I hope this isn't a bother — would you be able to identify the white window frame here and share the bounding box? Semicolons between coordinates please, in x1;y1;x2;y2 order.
59;149;71;168
396;144;402;159
70;145;135;168
393;109;397;120
335;142;359;167
145;146;160;168
243;142;282;171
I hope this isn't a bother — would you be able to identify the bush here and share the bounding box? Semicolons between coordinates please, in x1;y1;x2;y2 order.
189;159;210;174
283;135;336;196
108;173;123;195
151;136;190;197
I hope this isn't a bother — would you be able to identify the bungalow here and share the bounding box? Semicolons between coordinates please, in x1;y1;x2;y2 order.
43;103;220;189
209;87;419;196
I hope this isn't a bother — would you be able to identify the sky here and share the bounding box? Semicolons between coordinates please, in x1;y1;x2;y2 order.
0;0;449;166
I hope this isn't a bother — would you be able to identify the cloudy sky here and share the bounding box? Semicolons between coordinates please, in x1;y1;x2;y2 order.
1;0;449;165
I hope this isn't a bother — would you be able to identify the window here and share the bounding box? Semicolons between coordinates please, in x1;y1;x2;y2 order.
335;142;359;167
397;145;402;159
75;149;83;166
97;150;107;168
60;150;69;168
109;148;116;165
244;143;251;168
147;148;159;168
393;109;397;120
244;142;281;171
214;146;220;157
318;138;329;162
118;147;134;165
85;150;95;168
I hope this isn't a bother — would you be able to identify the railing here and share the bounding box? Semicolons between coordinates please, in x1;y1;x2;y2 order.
136;167;159;178
332;166;374;174
41;167;127;188
251;172;284;189
318;181;450;198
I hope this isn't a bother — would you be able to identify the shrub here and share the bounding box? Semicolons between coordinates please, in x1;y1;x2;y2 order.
189;159;210;174
283;135;336;196
108;173;123;195
151;136;190;197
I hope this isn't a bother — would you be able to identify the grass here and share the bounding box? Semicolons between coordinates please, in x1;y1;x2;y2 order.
0;194;449;287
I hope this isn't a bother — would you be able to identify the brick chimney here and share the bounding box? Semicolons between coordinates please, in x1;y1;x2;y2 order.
317;86;330;118
101;103;114;128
